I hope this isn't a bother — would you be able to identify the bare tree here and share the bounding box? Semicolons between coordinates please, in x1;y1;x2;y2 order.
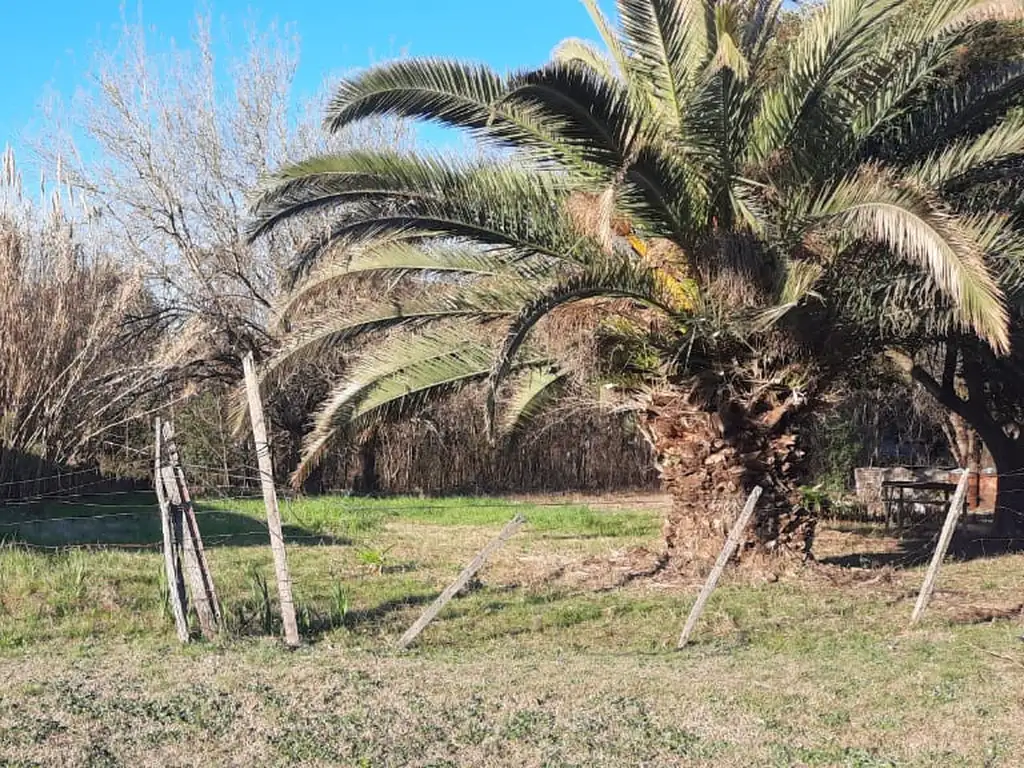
38;10;407;375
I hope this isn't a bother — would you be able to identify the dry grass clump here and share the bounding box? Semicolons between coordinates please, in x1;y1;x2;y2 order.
0;148;150;492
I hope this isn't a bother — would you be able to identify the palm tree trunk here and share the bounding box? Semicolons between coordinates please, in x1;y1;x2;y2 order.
644;392;817;572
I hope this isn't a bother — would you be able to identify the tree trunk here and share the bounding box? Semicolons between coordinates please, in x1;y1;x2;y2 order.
992;449;1024;541
353;428;379;495
644;392;817;573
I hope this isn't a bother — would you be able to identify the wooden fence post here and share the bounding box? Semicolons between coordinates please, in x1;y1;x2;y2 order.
242;352;300;648
155;418;189;643
678;486;763;649
911;471;970;625
162;421;222;629
158;442;218;640
398;513;526;650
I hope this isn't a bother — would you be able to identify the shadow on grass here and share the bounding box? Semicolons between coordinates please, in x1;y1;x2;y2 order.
820;518;1024;569
0;493;350;549
342;592;438;630
270;592;439;642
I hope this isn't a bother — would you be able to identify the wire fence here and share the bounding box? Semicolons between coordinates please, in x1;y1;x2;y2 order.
2;462;1022;556
0;465;674;554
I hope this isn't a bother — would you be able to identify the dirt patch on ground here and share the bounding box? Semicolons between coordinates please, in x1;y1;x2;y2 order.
506;490;674;514
524;546;670;591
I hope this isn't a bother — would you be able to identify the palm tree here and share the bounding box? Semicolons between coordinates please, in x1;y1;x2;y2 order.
250;0;1024;569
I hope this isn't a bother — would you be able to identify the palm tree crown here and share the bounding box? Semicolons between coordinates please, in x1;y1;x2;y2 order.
251;0;1024;484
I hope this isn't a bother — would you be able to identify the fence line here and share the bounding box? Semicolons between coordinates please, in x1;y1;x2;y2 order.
0;466;105;488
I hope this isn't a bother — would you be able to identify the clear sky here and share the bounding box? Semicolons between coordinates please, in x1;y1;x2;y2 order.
1;0;609;152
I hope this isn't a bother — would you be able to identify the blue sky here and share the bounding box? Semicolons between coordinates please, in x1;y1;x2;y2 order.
2;0;610;153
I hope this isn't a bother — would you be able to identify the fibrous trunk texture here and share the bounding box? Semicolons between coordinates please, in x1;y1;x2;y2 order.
644;392;816;573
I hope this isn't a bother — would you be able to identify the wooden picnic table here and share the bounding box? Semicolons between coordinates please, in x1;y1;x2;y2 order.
881;479;960;529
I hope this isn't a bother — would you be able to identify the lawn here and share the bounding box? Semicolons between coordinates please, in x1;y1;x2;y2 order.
0;492;1022;767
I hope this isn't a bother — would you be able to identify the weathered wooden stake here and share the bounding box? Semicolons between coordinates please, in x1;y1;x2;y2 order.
163;421;222;626
398;513;526;650
242;352;300;648
155;418;189;643
678;486;763;649
911;471;969;625
159;452;218;640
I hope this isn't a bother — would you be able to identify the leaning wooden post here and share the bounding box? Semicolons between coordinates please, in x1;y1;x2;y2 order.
155;418;189;643
678;486;763;649
398;513;526;650
911;471;969;625
163;421;222;626
159;446;218;640
242;352;300;648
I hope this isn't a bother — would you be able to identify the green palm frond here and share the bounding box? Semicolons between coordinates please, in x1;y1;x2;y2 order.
849;39;960;148
752;259;825;331
749;0;902;165
506;62;645;170
324;59;508;132
618;0;710;127
502;367;569;435
740;0;784;61
867;62;1024;163
620;143;707;241
250;151;599;278
250;150;462;238
552;38;620;82
707;3;751;81
486;256;682;426
275;242;546;322
320;59;563;150
811;169;1010;353
264;284;533;384
582;0;633;78
292;331;549;485
910;110;1024;188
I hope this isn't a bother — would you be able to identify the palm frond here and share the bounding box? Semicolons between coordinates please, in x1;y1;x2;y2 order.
486;256;681;426
249;151;597;279
811;169;1010;353
867;62;1024;163
620;142;707;243
910;110;1024;188
292;331;493;485
552;38;620;82
707;3;751;81
264;285;531;384
292;331;549;486
582;0;633;77
740;0;784;61
501;367;569;435
752;259;824;330
849;40;960;149
321;58;574;154
506;62;645;170
749;0;903;165
276;242;541;322
618;0;709;127
249;150;469;239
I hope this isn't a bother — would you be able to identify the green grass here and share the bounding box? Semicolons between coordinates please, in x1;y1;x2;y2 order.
203;494;659;539
1;492;1023;766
